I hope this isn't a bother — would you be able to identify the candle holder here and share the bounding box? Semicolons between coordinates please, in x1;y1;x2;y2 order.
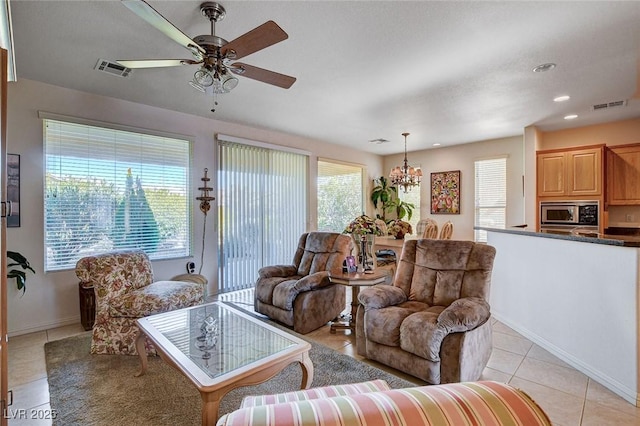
196;168;215;215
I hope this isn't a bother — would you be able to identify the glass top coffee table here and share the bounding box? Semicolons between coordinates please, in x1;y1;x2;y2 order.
135;301;313;425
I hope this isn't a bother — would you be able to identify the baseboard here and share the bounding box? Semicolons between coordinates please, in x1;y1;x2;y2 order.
492;312;639;407
8;315;82;338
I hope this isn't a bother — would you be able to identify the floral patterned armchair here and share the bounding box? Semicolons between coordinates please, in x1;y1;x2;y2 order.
76;250;205;355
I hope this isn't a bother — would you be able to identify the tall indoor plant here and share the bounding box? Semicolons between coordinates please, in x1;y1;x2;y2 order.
370;176;396;222
371;176;415;223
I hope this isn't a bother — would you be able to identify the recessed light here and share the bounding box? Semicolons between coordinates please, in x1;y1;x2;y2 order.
433;143;441;147
532;63;556;73
554;95;570;102
564;114;578;120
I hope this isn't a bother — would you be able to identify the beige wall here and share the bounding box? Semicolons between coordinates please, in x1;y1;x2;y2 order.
5;78;384;335
383;136;525;240
538;117;640;150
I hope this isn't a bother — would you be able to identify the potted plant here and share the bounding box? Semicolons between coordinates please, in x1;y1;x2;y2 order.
385;198;415;222
371;176;415;224
343;214;385;237
387;219;413;240
370;177;397;222
343;214;384;271
7;251;35;295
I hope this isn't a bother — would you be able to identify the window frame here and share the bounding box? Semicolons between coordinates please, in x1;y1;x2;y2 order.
41;112;193;272
474;156;507;243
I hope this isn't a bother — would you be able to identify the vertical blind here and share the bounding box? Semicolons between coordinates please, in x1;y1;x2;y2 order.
317;160;364;233
44;119;191;271
218;139;307;293
474;157;507;242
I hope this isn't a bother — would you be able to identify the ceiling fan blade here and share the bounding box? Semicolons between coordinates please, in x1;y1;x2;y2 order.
231;63;296;89
222;21;288;60
117;59;199;69
121;0;205;57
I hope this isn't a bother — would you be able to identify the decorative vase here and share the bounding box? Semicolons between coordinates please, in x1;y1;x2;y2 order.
350;234;376;271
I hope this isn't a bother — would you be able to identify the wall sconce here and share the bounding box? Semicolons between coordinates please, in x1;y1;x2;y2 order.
196;168;215;215
195;168;215;274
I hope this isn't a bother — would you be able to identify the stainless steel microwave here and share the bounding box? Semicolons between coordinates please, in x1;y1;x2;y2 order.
540;201;599;227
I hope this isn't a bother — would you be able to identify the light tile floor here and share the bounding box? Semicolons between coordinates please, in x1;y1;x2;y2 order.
7;289;640;425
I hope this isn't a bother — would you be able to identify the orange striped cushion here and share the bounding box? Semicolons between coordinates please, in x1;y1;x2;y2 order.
240;380;391;408
216;381;552;426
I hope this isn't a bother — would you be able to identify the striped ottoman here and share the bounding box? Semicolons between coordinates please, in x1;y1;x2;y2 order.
216;381;551;426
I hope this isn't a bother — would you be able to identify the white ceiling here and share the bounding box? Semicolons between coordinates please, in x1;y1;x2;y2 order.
9;1;640;155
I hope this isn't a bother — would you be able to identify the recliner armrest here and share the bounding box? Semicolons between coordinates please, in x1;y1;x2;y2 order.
258;265;297;278
293;271;330;292
358;285;407;310
437;297;491;333
411;297;491;362
274;271;332;311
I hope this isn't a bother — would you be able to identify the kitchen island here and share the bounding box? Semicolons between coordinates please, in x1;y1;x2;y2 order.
479;226;640;406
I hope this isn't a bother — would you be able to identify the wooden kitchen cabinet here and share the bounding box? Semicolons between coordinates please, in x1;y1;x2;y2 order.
537;145;603;197
607;143;640;205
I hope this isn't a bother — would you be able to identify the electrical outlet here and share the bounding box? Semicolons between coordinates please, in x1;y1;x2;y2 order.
186;261;195;274
626;214;634;222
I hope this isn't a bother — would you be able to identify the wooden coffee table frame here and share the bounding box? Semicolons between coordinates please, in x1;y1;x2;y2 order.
135;302;314;425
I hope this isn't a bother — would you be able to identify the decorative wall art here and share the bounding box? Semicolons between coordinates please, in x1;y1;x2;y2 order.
430;170;460;214
7;154;20;227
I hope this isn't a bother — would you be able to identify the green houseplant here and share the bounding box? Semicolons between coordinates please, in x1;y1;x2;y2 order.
370;176;397;222
371;176;415;223
7;251;35;295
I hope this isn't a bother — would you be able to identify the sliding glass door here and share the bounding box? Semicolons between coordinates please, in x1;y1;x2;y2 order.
218;138;307;292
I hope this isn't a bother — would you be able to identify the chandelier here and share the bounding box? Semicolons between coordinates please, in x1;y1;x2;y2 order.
389;132;422;193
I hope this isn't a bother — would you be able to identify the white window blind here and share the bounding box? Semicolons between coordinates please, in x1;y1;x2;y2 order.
44;119;191;271
475;157;507;242
218;139;307;292
317;160;364;233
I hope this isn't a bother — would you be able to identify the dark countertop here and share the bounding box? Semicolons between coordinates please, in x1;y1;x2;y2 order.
475;226;640;247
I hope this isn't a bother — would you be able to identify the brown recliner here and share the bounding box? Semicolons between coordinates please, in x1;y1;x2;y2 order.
254;232;352;334
356;239;496;384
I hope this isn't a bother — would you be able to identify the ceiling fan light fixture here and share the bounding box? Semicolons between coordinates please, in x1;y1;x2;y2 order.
189;79;206;92
222;73;238;92
194;68;214;87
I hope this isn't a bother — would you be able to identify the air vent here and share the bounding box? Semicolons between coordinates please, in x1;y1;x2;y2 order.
369;138;390;144
591;99;627;111
94;59;132;78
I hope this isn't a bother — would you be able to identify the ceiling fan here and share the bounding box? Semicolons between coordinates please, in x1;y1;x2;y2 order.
117;0;296;108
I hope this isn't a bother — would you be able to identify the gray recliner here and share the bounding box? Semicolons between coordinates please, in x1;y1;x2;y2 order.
254;232;352;334
356;239;496;384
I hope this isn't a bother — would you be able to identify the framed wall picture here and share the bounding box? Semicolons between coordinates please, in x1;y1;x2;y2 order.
7;153;20;227
430;170;460;214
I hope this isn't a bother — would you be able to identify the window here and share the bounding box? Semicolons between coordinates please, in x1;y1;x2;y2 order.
475;157;507;242
398;186;420;235
44;118;191;271
218;137;308;292
317;160;364;233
